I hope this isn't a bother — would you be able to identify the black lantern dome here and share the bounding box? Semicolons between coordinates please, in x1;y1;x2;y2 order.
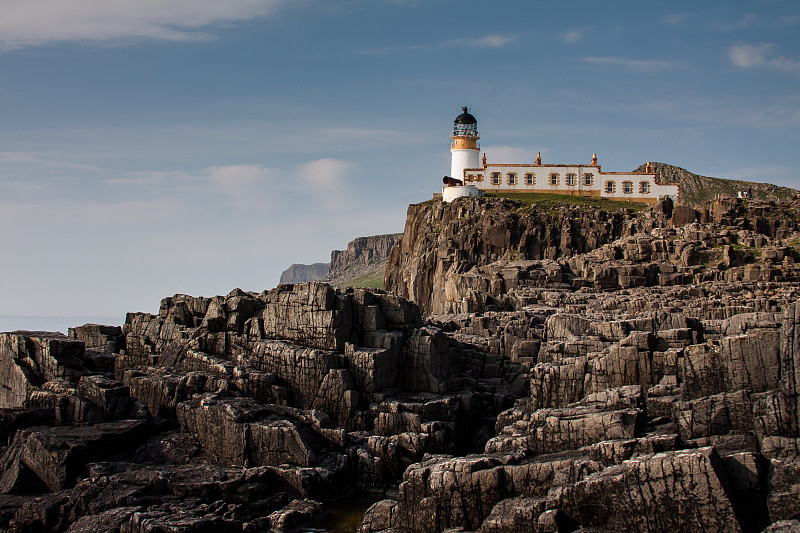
453;106;478;137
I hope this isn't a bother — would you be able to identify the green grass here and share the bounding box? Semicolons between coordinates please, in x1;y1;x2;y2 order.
484;192;648;212
334;267;385;290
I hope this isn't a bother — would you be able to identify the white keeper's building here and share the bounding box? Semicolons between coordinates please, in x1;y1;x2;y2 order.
445;107;680;204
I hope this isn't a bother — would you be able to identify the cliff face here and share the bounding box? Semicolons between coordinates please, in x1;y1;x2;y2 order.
386;196;800;317
324;233;401;287
385;197;671;316
329;234;400;272
356;195;800;533
278;262;329;284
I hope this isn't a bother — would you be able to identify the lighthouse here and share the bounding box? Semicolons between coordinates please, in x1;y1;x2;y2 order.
450;106;480;181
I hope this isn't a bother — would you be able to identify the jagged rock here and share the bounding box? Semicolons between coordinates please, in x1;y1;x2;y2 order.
487;405;640;455
0;408;52;446
568;447;747;532
6;193;800;532
267;498;323;532
764;521;800;533
674;390;754;441
769;458;800;523
0;419;154;493
0;332;87;408
323;233;402;286
68;324;123;353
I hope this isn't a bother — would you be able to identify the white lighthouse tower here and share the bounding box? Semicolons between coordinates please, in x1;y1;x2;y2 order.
443;106;483;203
450;106;480;181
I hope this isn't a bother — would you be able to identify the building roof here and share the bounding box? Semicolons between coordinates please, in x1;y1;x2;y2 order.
454;106;477;125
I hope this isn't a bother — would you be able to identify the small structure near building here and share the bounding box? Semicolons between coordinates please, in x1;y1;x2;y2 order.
442;177;483;203
738;188;753;199
445;106;680;204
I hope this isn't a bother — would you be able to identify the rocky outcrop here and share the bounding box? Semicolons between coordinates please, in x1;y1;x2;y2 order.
3;194;800;532
636;162;799;206
0;283;529;531
325;233;402;287
386;196;800;316
278;234;401;288
329;234;401;274
357;195;800;532
279;263;330;284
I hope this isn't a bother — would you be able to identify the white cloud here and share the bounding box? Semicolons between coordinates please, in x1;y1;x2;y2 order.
729;43;773;68
0;0;280;49
560;29;583;44
296;158;351;191
444;34;513;48
482;146;542;165
473;35;512;48
582;56;683;72
204;164;276;194
729;43;800;73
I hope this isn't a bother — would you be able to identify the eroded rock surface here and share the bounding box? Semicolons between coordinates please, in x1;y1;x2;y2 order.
2;194;800;532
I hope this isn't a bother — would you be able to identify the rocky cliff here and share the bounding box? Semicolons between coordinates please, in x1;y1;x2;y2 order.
386;196;800;316
637;162;799;206
3;194;800;532
0;282;529;532
324;233;402;287
279;262;330;284
357;194;800;532
278;234;401;287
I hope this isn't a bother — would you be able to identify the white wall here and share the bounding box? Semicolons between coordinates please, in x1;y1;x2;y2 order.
451;148;480;181
464;162;679;202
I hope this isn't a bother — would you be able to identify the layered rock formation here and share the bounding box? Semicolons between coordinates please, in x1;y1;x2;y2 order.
386;196;799;316
0;282;527;531
325;234;402;287
3;193;800;532
278;234;401;287
279;263;330;284
355;194;800;532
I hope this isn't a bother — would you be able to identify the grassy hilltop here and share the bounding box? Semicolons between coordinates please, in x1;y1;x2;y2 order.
637;162;798;206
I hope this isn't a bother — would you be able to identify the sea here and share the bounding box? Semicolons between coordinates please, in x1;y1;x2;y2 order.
0;316;123;335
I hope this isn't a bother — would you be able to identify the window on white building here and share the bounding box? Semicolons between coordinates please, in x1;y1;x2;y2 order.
567;173;576;186
508;173;516;185
525;173;534;185
605;181;615;194
640;181;650;194
492;172;500;185
550;173;558;186
584;173;593;186
623;181;633;194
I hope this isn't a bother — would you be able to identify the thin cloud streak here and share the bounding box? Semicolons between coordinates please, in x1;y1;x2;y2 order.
0;151;106;173
443;34;513;48
0;0;281;49
582;56;684;71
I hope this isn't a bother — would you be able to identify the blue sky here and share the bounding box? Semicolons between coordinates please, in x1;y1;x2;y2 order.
0;0;798;321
